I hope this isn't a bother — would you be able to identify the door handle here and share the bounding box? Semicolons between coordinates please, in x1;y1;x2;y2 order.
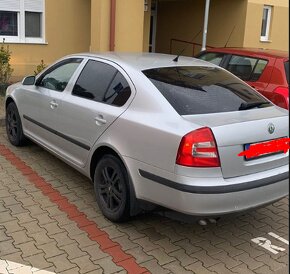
95;115;107;125
50;100;58;109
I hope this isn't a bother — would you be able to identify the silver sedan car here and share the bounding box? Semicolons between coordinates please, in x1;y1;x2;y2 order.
5;53;289;222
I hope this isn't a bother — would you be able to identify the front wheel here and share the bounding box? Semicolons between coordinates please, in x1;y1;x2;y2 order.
94;155;130;222
6;102;26;146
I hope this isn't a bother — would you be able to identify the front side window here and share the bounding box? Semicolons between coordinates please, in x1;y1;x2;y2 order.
261;5;272;41
0;0;45;43
72;60;131;107
37;58;82;92
198;52;225;66
143;66;271;115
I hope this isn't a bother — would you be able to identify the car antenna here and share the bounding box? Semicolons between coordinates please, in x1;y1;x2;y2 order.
173;29;202;62
224;25;236;48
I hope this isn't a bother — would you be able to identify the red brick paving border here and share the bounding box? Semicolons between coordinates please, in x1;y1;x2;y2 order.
0;144;149;274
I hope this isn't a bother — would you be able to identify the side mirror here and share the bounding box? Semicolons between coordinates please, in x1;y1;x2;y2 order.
22;76;36;86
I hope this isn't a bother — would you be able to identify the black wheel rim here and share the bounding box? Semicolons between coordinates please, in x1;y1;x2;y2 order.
99;166;124;212
7;108;18;140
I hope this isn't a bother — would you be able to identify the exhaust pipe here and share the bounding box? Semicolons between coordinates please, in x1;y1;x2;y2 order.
198;217;219;226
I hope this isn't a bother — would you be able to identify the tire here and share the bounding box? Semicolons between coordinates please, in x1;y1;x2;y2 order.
94;155;130;222
6;102;26;146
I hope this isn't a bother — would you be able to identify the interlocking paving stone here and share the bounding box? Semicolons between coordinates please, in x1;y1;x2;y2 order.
0;124;288;274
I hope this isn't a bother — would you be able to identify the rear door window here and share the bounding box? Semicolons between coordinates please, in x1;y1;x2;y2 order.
226;55;267;81
143;66;271;115
72;60;131;107
198;52;225;66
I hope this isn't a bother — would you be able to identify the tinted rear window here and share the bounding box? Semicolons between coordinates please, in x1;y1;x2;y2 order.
143;66;271;115
285;61;289;84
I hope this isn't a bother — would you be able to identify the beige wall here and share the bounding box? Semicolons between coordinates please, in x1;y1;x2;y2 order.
90;0;110;52
243;0;289;51
90;0;145;53
9;0;91;81
115;0;145;52
155;0;248;56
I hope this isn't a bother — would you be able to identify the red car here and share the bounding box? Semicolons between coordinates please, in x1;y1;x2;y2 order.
196;48;289;109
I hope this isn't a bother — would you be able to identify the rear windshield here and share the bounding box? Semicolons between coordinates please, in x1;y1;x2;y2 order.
143;66;271;115
285;61;289;84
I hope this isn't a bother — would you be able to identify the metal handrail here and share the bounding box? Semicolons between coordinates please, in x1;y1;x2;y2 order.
170;38;215;57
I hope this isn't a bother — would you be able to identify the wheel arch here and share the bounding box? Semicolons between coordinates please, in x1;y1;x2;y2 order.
90;145;141;216
5;96;15;109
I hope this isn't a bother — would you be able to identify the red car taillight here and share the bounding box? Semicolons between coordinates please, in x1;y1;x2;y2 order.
176;127;220;167
273;87;289;109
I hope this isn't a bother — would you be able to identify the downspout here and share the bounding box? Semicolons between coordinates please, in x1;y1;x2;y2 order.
110;0;116;51
201;0;210;51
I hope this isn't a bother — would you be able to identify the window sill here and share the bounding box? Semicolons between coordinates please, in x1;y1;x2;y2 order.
260;39;272;43
4;41;48;45
0;37;48;45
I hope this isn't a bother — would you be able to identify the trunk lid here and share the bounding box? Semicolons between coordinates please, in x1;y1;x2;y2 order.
183;107;289;178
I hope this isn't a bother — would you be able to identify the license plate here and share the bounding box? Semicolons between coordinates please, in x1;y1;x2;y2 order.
244;138;287;161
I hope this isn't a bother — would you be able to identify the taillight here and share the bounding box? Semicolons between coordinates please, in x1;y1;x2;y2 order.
176;127;220;167
273;87;289;109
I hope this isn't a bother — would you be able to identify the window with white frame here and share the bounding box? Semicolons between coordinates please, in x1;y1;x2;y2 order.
0;0;45;43
260;5;272;42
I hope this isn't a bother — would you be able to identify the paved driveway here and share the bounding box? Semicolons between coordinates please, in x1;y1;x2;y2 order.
0;124;288;274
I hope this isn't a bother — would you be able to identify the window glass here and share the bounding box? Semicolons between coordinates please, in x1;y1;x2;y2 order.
251;59;268;81
38;58;82;92
227;55;257;81
261;8;269;37
198;52;224;66
73;60;131;106
25;12;41;38
104;72;131;106
261;6;272;41
0;11;18;36
143;66;271;115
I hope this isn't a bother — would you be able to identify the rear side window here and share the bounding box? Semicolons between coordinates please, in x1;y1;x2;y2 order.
251;59;268;81
72;60;131;107
226;55;267;81
143;66;271;115
198;52;225;66
285;61;289;84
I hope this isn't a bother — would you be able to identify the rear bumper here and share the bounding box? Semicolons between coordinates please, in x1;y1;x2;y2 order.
134;163;289;216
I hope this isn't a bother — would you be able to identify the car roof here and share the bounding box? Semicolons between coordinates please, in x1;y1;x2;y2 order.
205;47;289;59
69;52;216;71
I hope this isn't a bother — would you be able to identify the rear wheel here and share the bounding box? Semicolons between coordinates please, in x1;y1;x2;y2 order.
6;102;26;146
94;155;130;222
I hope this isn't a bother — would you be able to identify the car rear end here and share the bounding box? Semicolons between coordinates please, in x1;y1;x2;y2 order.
142;64;289;216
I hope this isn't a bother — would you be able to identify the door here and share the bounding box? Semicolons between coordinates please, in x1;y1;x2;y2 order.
54;59;134;166
22;58;84;152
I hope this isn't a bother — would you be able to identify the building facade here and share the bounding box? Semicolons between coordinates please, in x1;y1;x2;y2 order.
0;0;288;81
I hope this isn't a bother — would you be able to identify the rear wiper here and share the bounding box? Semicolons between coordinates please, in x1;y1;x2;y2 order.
239;101;271;110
